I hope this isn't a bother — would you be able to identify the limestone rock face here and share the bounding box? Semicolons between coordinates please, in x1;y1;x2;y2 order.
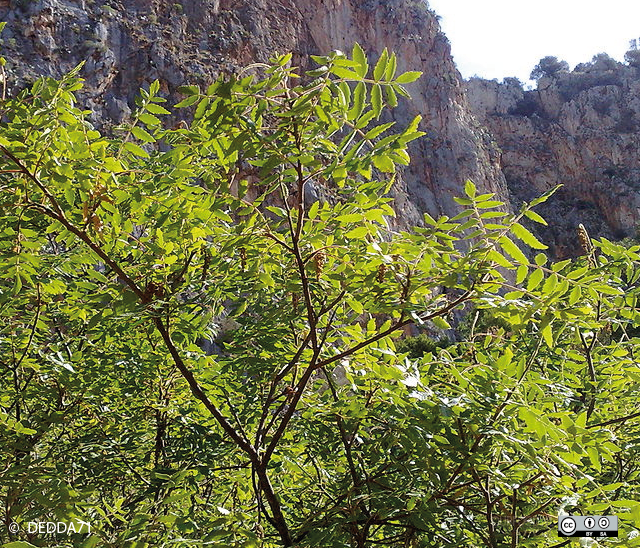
467;62;640;257
0;0;507;227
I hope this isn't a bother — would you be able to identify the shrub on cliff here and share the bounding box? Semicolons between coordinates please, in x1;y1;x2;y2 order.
625;48;640;68
530;55;569;80
2;38;640;548
585;52;621;72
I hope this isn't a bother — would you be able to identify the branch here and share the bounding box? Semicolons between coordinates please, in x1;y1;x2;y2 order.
152;317;255;455
2;150;250;447
1;146;145;300
262;350;320;463
2;125;297;548
14;284;41;370
317;289;473;370
548;541;571;548
578;328;597;419
432;333;542;502
515;498;554;529
587;409;640;429
325;369;363;489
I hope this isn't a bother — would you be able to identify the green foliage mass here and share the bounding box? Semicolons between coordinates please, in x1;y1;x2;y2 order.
396;334;451;359
2;41;640;547
530;55;570;80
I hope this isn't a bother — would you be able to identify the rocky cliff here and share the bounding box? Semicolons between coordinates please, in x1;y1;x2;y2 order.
467;57;640;257
0;0;507;227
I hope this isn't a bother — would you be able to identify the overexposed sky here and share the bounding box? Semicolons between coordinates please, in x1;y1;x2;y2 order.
427;0;640;83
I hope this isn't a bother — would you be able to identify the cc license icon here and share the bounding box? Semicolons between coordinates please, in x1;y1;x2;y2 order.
560;517;576;534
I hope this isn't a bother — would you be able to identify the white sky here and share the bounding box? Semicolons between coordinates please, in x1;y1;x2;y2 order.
427;0;640;83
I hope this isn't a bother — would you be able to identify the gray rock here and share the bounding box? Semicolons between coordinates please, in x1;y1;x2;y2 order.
468;62;640;257
105;94;131;123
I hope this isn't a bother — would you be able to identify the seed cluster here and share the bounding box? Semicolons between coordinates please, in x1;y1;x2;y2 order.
314;250;326;279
